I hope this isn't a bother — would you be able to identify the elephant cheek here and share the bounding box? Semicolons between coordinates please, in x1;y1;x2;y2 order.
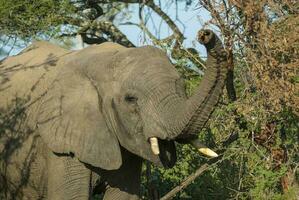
158;140;176;168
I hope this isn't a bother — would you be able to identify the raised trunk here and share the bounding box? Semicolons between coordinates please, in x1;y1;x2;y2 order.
170;30;228;139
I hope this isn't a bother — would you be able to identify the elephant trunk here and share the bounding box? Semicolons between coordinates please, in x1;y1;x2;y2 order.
170;30;228;139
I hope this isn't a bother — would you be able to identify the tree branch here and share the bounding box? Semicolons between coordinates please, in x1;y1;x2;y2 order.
160;133;239;200
145;0;184;41
93;21;135;47
160;163;209;200
76;21;135;47
139;2;205;69
81;33;108;44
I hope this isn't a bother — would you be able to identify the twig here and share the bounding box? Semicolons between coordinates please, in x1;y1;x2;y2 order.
146;0;183;41
160;133;239;200
160;163;209;200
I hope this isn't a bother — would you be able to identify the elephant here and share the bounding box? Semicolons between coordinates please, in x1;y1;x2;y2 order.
0;29;227;199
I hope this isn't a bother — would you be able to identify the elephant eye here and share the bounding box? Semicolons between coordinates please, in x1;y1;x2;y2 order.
204;31;210;36
124;94;138;103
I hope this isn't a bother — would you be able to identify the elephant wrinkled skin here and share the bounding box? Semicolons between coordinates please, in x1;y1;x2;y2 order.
0;29;227;199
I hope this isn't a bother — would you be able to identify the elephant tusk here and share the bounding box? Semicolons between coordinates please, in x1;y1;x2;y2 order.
149;137;160;155
198;148;218;158
188;139;218;158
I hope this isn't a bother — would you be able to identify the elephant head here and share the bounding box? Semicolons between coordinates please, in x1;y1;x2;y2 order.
36;29;227;170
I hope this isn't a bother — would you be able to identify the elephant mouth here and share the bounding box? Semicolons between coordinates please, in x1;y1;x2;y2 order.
148;137;176;168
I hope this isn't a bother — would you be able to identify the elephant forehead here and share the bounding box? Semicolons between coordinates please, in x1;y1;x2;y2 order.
115;46;176;73
129;62;179;88
114;48;181;95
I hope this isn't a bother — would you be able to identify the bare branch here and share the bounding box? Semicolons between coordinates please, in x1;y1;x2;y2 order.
93;21;135;47
76;21;135;47
145;0;184;41
160;164;209;200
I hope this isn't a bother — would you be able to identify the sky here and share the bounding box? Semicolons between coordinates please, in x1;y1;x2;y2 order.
1;1;211;60
116;1;211;53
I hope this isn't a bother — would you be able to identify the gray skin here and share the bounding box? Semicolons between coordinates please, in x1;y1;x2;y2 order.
0;29;227;199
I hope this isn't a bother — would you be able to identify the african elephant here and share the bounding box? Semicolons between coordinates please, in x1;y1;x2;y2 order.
0;29;227;199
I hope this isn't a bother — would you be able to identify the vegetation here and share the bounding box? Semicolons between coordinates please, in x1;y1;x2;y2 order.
1;0;298;199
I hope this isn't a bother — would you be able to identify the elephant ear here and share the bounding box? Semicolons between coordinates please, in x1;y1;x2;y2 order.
37;59;122;170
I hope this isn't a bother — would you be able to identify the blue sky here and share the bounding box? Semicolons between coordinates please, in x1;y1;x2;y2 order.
116;1;211;57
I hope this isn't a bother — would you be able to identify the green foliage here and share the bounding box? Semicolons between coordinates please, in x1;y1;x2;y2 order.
0;0;75;39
